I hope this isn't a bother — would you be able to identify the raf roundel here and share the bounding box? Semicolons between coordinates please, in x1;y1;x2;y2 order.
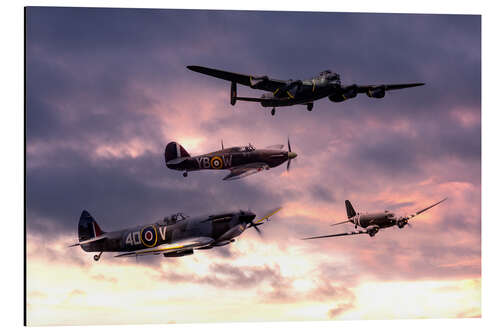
210;156;223;169
140;225;158;248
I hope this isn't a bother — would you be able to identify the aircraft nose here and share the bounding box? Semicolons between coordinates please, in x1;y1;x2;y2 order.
239;211;256;224
288;152;297;159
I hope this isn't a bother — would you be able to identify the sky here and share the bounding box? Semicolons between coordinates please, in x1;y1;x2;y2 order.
25;7;481;326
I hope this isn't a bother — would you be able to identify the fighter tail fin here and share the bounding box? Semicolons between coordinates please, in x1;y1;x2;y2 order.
345;200;356;219
78;210;105;241
165;142;191;164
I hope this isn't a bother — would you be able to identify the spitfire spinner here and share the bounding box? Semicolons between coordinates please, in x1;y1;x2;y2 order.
165;139;297;180
70;208;281;261
187;65;425;115
303;198;447;239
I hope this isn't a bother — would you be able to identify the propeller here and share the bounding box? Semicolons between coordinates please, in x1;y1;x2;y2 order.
246;207;282;236
286;137;298;172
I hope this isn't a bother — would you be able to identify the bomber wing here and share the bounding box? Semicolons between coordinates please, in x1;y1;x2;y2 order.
357;83;425;93
223;162;269;181
302;230;369;240
114;237;214;257
187;65;287;92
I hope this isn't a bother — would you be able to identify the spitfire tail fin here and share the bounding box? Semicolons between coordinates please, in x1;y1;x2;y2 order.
165;142;191;164
345;200;356;219
78;210;105;241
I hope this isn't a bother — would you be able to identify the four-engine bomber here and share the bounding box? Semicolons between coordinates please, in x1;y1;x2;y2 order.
187;65;424;115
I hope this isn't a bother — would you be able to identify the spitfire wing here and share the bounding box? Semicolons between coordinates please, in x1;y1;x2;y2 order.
357;83;425;93
114;237;214;257
254;207;282;224
302;230;368;240
223;162;269;181
405;198;448;220
187;65;287;92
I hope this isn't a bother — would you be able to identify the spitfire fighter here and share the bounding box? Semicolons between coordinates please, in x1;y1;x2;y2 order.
187;65;425;115
165;139;297;180
70;208;281;261
303;198;447;240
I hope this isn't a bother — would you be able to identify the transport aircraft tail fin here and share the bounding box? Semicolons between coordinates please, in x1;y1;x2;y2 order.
345;200;357;219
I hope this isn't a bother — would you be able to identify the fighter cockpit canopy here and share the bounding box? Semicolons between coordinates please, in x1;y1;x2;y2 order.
162;212;188;225
235;143;256;152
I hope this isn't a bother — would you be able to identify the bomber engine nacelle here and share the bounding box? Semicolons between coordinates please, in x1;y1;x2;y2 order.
163;249;194;257
328;85;358;102
366;86;386;99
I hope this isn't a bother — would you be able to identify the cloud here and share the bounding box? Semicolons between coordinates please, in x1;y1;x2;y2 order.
25;7;480;325
328;302;355;319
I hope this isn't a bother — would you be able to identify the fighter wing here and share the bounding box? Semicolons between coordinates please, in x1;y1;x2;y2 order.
223;162;269;181
68;234;108;247
357;83;425;93
302;230;368;240
114;237;214;257
254;207;282;224
405;198;448;221
187;65;287;92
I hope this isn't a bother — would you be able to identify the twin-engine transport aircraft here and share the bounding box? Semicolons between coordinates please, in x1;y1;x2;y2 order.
303;198;447;240
165;139;298;180
187;65;425;115
70;208;281;261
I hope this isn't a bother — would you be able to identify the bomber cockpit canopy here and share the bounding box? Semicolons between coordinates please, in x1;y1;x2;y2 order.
319;69;340;82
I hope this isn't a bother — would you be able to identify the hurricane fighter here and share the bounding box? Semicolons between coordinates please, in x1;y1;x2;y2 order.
303;198;447;240
187;65;425;115
70;208;281;261
165;139;297;180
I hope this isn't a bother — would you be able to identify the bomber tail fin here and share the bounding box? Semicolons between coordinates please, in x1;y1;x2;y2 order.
345;200;357;219
165;142;191;165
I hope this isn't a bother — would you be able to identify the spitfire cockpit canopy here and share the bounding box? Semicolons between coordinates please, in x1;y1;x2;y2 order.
162;212;188;225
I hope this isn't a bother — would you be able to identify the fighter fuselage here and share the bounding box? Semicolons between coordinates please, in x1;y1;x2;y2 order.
80;210;256;253
166;147;293;172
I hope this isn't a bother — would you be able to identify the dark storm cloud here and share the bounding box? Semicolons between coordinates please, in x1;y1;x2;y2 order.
26;7;480;287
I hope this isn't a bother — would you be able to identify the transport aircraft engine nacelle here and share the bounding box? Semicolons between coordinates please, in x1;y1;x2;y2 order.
366;225;380;237
163;249;194;257
328;85;358;102
366;86;386;98
397;218;408;229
